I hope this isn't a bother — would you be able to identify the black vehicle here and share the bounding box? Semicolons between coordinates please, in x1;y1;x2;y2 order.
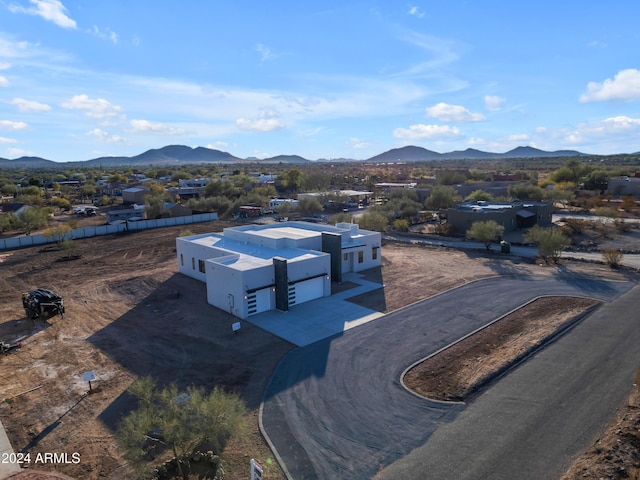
22;288;65;320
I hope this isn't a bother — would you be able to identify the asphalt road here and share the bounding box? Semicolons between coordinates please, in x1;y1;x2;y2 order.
261;275;636;480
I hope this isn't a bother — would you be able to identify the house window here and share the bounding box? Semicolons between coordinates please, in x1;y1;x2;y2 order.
372;247;378;260
192;257;195;270
358;251;364;263
180;254;184;266
198;260;205;273
343;253;348;261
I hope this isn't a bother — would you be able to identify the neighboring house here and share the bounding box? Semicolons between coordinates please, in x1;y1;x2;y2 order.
269;198;299;210
176;221;382;319
163;203;192;217
298;190;373;207
106;204;146;224
607;176;640;196
122;186;152;205
0;203;27;217
445;201;553;235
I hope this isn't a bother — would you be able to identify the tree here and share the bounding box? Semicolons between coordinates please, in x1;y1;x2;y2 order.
298;197;323;216
466;220;505;250
42;225;72;245
426;185;456;210
465;189;494;202
15;207;49;235
507;184;544;201
524;225;570;263
118;377;246;480
357;211;389;232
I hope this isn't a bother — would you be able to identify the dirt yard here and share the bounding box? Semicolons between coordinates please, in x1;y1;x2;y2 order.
0;222;638;479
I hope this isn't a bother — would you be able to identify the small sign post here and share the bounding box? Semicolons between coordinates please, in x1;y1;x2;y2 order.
232;322;241;335
250;458;263;480
82;371;96;393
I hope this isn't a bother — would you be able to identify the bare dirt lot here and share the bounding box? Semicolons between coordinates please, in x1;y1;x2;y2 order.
0;223;638;479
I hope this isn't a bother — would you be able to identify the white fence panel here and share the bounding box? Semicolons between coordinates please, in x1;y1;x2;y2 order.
0;212;218;251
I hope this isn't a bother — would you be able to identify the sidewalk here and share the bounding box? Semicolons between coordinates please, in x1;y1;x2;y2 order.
0;420;21;478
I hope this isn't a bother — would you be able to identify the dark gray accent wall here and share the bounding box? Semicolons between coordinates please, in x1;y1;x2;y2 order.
322;232;342;283
273;257;288;311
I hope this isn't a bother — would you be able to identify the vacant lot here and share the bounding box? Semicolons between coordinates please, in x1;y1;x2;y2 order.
0;222;637;479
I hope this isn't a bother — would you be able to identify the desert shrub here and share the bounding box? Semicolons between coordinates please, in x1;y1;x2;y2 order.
434;222;455;236
602;249;624;268
392;219;409;232
614;219;632;233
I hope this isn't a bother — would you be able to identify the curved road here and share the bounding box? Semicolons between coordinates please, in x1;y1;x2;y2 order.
261;275;638;480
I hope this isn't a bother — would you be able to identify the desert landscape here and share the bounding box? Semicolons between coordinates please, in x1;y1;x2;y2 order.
0;220;638;480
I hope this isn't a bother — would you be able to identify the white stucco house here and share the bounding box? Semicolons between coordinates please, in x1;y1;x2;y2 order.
176;221;382;319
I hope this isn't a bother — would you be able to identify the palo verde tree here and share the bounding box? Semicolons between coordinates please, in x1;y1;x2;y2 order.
466;220;505;250
524;225;571;263
117;377;247;480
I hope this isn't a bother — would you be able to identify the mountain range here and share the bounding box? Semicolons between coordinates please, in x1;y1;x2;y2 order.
0;144;588;168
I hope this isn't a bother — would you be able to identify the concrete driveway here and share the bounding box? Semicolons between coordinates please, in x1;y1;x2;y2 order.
261;275;637;479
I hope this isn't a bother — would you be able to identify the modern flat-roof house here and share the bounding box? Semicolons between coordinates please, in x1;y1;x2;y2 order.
446;201;553;234
176;221;382;319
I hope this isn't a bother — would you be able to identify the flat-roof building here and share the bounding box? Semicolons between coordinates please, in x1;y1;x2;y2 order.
445;201;552;234
176;221;382;319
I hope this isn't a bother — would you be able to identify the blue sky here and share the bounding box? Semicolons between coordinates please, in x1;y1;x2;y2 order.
1;1;640;162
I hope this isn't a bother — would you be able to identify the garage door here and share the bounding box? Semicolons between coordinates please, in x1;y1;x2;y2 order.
289;277;324;306
247;287;272;316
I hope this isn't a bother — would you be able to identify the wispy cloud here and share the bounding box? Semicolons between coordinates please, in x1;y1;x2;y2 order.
484;95;506;112
393;123;462;140
0;136;18;144
580;69;640;102
89;26;118;44
8;0;76;29
0;120;28;130
256;43;276;63
61;94;122;119
236;117;285;132
408;6;425;18
11;98;52;112
426;102;485;122
348;137;372;149
86;128;124;143
0;76;8;86
129;119;186;136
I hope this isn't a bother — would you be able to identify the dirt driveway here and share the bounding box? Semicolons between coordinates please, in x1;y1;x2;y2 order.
0;223;636;479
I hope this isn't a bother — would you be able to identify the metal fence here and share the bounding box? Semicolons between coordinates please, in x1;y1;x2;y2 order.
0;212;218;251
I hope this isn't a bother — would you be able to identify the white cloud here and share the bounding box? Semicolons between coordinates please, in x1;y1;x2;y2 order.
0;137;18;144
0;76;8;87
0;120;28;130
8;0;77;29
393;124;462;140
506;133;530;142
236;117;285;132
256;44;276;63
349;137;372;149
129;119;186;136
0;62;9;70
426;102;485;122
7;147;31;157
90;26;118;44
206;141;229;150
484;95;506;111
86;128;124;143
580;69;640;102
11;98;52;112
408;6;425;18
61;94;122;119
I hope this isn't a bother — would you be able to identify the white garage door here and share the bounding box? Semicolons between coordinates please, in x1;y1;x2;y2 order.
290;277;324;306
247;288;272;316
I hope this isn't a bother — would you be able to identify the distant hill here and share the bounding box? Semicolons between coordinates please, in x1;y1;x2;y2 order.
366;146;443;162
0;144;588;168
364;145;584;163
260;154;310;164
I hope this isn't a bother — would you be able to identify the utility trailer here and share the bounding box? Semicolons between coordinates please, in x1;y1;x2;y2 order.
22;288;65;320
